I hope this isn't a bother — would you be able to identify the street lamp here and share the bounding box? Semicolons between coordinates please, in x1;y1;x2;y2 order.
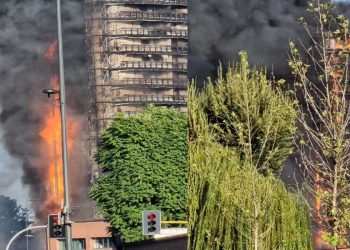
41;0;73;249
25;199;38;250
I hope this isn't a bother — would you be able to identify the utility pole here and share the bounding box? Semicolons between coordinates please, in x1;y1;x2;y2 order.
56;0;72;249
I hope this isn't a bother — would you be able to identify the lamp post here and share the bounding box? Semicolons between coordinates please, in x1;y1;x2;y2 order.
56;0;73;248
25;199;38;250
42;0;73;249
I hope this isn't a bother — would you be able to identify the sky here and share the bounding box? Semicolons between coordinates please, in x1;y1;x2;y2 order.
0;108;29;207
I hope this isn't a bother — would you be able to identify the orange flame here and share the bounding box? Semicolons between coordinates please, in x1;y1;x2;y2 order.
314;173;327;249
43;40;58;63
39;81;64;210
39;41;77;213
39;78;77;212
315;173;325;248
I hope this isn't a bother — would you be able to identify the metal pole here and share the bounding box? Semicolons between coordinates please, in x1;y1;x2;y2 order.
56;0;72;249
6;225;47;250
25;202;28;250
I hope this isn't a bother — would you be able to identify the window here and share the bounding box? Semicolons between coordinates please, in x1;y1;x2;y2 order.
59;239;86;250
92;237;114;249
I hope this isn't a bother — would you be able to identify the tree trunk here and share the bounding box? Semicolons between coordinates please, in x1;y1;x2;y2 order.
332;162;339;247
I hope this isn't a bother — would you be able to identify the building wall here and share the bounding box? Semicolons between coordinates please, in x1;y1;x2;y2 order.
47;221;187;250
48;220;116;250
123;236;187;250
84;0;189;183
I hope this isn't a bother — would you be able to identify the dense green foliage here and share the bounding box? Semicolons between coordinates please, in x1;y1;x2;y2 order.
90;106;188;243
188;53;313;249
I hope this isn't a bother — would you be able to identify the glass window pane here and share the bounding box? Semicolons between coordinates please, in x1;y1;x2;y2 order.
59;239;86;250
92;238;113;249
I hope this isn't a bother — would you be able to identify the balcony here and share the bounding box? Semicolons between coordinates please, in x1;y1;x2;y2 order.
104;28;188;39
105;11;187;23
95;78;188;88
100;44;188;55
85;0;188;6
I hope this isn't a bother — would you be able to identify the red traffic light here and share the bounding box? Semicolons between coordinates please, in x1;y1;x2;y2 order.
48;214;65;239
53;217;59;224
147;213;156;220
142;210;161;235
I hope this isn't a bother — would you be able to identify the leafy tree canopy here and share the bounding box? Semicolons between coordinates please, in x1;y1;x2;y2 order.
90;106;188;243
192;52;297;174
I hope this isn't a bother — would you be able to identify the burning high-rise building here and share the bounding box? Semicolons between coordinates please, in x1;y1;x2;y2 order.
84;0;189;179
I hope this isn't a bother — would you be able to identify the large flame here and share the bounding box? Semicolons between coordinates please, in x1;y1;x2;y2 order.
314;173;326;249
39;78;64;210
39;41;77;213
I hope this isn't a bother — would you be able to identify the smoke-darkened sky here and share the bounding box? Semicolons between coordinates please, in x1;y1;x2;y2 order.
0;0;90;224
189;0;350;83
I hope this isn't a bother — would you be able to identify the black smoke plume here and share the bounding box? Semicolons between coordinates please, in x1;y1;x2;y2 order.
188;0;312;82
188;0;350;186
0;0;92;227
189;0;350;83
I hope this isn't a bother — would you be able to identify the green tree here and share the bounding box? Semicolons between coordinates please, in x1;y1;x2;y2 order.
195;53;297;175
289;0;350;248
90;106;188;243
188;53;313;250
0;195;27;249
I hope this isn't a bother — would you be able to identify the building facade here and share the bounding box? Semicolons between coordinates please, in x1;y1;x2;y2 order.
48;221;116;250
84;0;189;179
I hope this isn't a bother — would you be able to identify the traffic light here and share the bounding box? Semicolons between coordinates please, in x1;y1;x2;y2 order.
48;214;65;238
142;210;161;235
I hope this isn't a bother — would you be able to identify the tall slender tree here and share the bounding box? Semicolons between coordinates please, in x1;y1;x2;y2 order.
289;0;350;248
188;53;313;250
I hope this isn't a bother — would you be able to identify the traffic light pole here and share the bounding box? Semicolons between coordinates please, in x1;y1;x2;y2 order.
56;0;73;249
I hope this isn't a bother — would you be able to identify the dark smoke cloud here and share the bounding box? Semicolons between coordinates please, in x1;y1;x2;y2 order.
189;0;350;83
189;0;312;82
0;0;92;226
189;0;350;188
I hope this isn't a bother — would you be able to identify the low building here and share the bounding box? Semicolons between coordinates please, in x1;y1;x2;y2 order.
48;220;116;250
48;221;187;250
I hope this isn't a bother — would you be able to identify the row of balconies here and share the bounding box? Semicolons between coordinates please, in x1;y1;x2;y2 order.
98;61;187;71
91;96;187;106
101;28;188;38
94;78;188;88
85;0;188;6
98;44;188;55
108;95;188;105
104;11;187;23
